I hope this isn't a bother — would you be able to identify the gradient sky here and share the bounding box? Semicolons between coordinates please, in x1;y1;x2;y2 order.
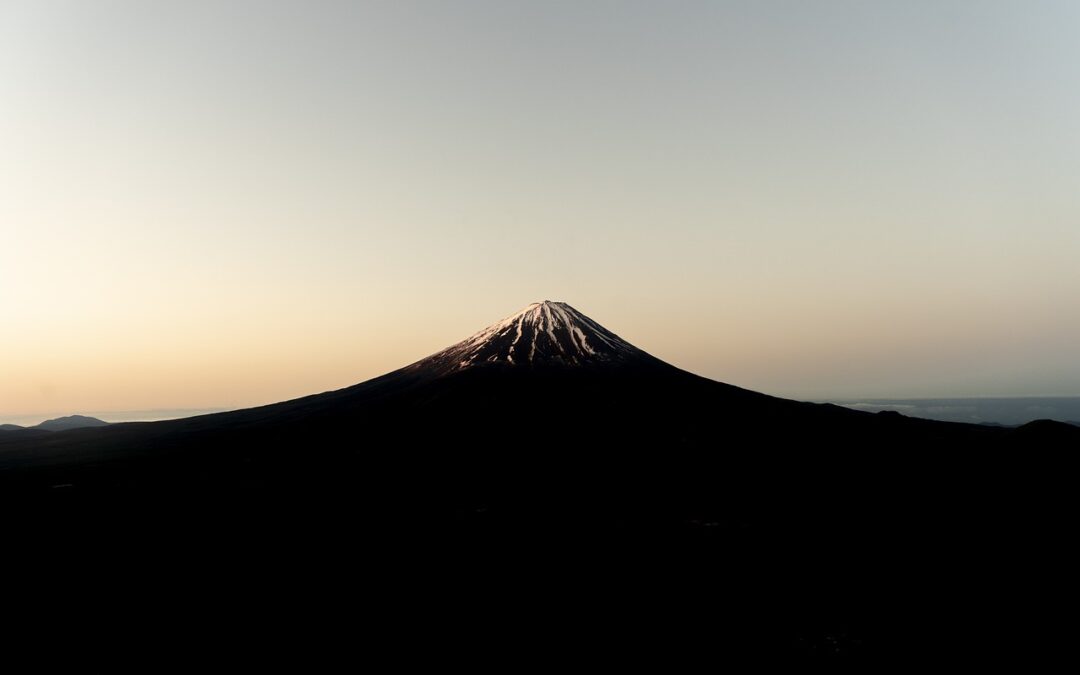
3;1;1079;421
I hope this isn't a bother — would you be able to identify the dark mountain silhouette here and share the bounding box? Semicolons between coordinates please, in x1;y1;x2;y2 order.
0;415;109;433
2;301;1076;659
30;415;110;431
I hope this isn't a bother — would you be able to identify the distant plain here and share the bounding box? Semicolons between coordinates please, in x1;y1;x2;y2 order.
828;397;1080;427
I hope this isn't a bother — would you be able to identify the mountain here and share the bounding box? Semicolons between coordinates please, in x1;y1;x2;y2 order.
31;415;110;431
0;416;109;432
1;300;1075;659
411;300;654;373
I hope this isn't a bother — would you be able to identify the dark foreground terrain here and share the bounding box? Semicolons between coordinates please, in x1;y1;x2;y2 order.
2;303;1076;661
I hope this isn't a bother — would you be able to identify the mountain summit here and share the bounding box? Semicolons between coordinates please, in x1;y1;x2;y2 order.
410;301;654;374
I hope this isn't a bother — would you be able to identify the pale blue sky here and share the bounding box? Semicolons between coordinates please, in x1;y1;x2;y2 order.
2;1;1079;418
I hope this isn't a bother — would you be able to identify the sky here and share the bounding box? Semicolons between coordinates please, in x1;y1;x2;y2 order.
3;1;1079;422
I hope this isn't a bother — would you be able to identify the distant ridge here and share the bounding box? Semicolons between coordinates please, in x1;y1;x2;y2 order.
0;415;111;432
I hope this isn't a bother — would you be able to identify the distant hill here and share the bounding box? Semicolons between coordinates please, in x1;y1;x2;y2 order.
33;415;110;431
0;415;110;432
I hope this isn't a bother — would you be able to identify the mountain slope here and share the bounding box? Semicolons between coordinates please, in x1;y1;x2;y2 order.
0;301;889;480
0;300;1043;480
1;300;1075;659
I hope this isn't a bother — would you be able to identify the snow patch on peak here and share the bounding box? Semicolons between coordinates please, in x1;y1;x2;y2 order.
412;301;641;373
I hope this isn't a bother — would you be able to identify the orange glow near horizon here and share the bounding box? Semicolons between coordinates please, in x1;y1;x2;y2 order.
3;2;1079;420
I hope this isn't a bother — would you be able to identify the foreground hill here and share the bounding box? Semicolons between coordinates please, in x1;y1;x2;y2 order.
1;301;1075;659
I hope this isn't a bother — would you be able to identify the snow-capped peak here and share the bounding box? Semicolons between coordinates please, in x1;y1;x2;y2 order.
411;301;642;373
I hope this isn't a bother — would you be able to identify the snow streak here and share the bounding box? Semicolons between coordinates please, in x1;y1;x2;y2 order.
412;301;640;373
